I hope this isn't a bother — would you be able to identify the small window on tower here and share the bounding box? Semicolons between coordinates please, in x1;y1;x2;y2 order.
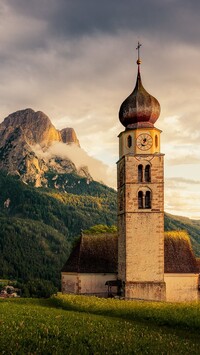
127;135;132;148
145;165;151;182
138;191;143;209
155;135;158;148
145;191;151;209
138;165;143;182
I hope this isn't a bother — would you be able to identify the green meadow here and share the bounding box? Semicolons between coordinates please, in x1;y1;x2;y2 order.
0;294;199;354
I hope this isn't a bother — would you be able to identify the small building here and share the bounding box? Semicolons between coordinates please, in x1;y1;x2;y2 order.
61;234;118;297
164;231;199;302
61;230;199;302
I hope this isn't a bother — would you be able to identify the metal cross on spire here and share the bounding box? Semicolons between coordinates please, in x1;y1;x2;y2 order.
136;41;142;65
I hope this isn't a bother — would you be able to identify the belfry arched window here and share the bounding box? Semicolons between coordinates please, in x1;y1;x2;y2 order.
145;191;151;209
127;135;132;148
138;191;143;209
155;135;158;148
138;188;152;210
145;165;151;182
138;165;143;183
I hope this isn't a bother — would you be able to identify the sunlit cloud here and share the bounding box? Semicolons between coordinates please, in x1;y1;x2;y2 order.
32;142;116;189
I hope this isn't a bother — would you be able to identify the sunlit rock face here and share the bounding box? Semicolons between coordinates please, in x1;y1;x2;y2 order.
0;108;90;186
60;128;80;147
0;109;61;147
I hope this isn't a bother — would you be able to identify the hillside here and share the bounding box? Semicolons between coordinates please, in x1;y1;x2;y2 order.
164;213;200;257
0;171;117;290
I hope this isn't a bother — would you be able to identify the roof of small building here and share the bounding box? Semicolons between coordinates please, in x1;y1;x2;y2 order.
62;231;198;274
164;231;198;273
61;233;118;273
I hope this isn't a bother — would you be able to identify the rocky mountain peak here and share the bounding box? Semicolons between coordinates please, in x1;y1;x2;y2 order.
1;108;60;148
0;108;90;187
60;128;80;147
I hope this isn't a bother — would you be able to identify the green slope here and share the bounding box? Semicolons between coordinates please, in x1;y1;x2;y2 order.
0;171;117;289
0;297;199;354
0;172;117;236
0;217;70;288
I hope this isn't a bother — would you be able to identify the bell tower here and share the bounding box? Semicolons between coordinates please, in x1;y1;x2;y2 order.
117;43;166;301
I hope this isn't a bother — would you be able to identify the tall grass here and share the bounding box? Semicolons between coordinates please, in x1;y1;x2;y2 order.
51;293;200;331
0;296;199;354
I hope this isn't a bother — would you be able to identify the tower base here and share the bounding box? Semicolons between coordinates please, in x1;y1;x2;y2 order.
125;281;166;301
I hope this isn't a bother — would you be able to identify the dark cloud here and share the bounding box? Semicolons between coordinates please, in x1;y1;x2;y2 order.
0;0;200;218
5;0;200;43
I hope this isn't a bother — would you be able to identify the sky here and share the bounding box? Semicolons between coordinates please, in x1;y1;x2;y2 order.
0;0;200;219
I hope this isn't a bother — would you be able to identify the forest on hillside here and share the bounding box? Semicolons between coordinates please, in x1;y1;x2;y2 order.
0;171;117;296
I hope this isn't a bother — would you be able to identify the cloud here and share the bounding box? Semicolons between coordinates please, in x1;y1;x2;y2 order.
166;177;200;186
165;176;200;219
32;142;116;189
6;0;200;43
165;188;200;219
0;0;200;218
168;157;200;166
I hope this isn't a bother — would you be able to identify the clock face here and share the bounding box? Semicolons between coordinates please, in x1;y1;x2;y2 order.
136;133;153;151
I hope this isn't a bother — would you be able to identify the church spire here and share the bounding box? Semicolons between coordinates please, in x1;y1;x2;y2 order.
119;43;160;129
136;41;142;67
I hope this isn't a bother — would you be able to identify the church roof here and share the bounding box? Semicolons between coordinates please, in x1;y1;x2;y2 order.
61;233;118;273
62;230;198;274
164;231;198;273
119;42;160;129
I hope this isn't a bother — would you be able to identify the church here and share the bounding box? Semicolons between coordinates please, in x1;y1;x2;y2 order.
61;44;199;302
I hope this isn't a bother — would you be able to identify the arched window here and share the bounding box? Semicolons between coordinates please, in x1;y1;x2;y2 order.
145;191;151;209
145;165;151;182
138;191;143;209
138;164;143;183
127;135;132;148
119;189;124;211
155;135;158;148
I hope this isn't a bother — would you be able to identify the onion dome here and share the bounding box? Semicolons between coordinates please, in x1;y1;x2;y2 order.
119;45;160;129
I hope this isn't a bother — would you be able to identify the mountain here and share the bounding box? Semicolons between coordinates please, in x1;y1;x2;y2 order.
0;108;84;187
0;108;117;292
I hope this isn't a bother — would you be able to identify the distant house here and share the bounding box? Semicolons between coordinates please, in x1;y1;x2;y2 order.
61;231;199;302
0;285;20;298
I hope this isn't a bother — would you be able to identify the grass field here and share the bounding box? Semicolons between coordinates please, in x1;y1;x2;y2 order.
0;294;199;354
